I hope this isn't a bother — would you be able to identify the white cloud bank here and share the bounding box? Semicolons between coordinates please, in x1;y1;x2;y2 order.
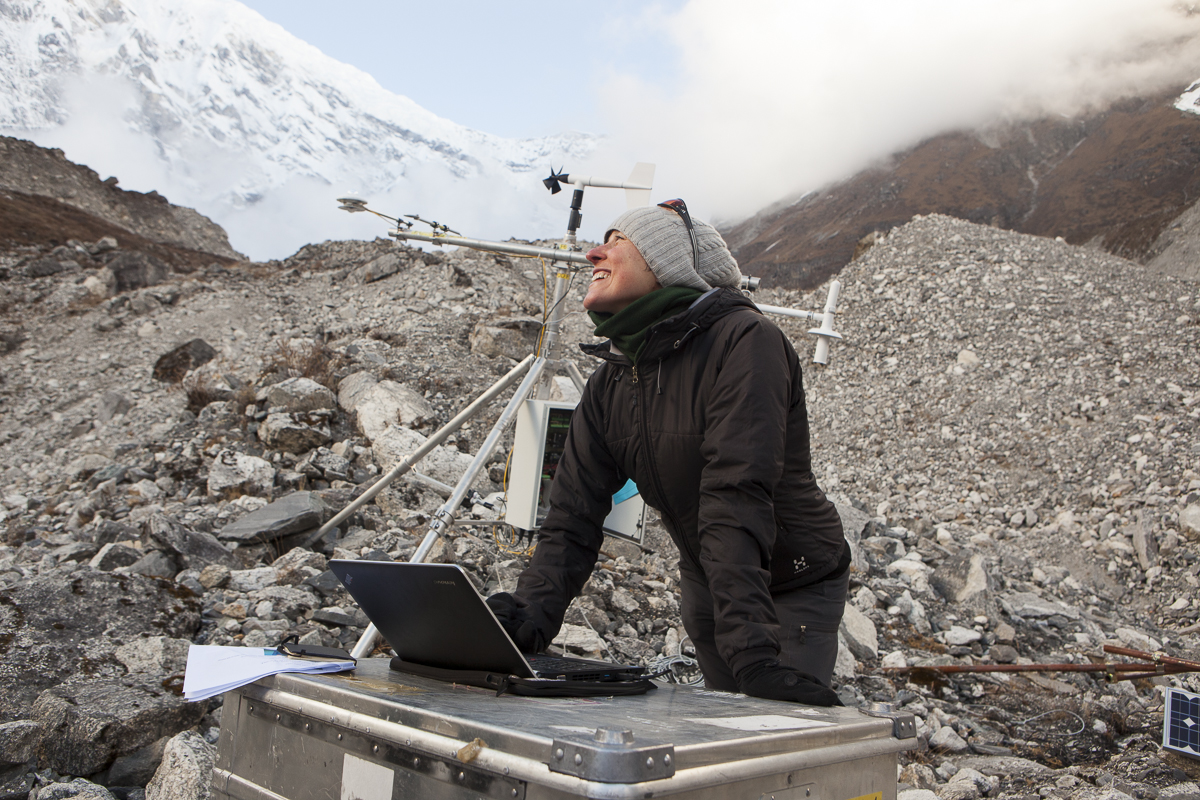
590;0;1200;228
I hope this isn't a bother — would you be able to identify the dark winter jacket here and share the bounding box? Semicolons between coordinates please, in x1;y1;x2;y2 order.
512;287;847;673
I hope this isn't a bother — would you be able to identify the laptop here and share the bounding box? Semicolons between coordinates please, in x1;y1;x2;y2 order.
329;560;646;682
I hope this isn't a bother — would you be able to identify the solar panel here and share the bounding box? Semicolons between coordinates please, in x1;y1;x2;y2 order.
1164;688;1200;760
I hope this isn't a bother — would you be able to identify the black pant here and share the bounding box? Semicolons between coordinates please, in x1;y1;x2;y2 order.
680;568;848;691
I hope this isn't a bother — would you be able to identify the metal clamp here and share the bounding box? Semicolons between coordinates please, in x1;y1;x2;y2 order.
859;703;917;739
549;727;675;783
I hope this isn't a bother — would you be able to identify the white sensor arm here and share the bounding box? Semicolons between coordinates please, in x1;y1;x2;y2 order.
808;280;843;365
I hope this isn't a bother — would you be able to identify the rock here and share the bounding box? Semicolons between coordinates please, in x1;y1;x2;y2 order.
206;449;275;498
934;782;979;800
336;371;379;413
198;564;231;589
946;755;1052;780
609;587;640;614
956;349;980;367
989;644;1019;663
84;268;117;299
929;725;970;753
350;380;435;441
67;453;115;480
898;792;939;800
0;571;201;721
96;391;133;423
296;447;351;481
258;412;331;453
0;720;41;765
103;735;168;788
1114;627;1163;651
900;764;939;790
0;768;36;799
145;513;238;570
33;779;117;799
943;625;982;646
833;631;857;680
144;730;217;800
228;566;280;592
930;553;990;609
468;317;541;360
839;603;879;661
263;376;337;413
1132;517;1158;570
126;478;164;506
89;542;143;571
128;549;178;579
352;252;406;284
152;339;217;384
272;547;328;585
32;676;206;777
1002;592;1079;620
372;425;488;491
106;251;169;292
217;491;328;544
552;624;606;659
1181;504;1200;538
114;637;190;676
831;495;871;574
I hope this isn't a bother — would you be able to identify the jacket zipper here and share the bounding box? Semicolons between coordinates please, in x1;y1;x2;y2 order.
632;357;701;569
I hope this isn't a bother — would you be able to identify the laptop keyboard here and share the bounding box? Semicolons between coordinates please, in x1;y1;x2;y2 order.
527;653;644;680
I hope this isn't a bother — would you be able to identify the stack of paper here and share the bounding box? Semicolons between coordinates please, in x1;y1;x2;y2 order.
183;644;356;701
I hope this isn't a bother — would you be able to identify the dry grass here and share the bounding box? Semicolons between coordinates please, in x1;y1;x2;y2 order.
182;371;224;414
260;339;346;392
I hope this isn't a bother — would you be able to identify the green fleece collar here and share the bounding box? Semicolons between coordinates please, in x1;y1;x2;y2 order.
588;286;704;365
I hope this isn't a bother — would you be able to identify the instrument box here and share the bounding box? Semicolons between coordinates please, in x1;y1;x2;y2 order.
213;658;915;800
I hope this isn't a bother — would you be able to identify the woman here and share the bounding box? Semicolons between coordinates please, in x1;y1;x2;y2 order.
488;201;849;705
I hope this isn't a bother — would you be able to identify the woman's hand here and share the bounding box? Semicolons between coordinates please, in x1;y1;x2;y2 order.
485;592;548;654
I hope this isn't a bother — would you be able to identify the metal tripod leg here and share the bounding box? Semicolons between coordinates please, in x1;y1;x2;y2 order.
350;356;550;659
303;355;535;548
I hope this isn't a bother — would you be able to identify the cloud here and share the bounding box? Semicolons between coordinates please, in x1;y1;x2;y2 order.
590;0;1200;228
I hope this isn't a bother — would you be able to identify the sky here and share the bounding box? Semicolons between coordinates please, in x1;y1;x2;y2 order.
237;0;687;141
237;0;1200;233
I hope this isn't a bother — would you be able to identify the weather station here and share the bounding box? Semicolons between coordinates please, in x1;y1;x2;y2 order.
207;166;915;800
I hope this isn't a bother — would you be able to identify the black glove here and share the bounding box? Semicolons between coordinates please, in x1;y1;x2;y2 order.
485;592;547;654
736;659;843;707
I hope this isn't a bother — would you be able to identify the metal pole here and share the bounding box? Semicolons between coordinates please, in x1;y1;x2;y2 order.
350;357;550;659
305;355;534;547
565;360;588;395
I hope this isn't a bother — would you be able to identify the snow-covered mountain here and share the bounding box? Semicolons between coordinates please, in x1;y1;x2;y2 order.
0;0;599;259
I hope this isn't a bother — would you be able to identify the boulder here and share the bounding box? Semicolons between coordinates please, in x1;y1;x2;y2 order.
106;251;169;292
32;676;205;777
831;495;871;574
89;542;143;571
1181;504;1200;538
31;778;116;799
207;450;275;498
839;603;879;661
336;371;379;413
468;317;541;360
103;735;168;788
296;447;351;481
258;412;332;454
0;720;41;766
930;552;992;616
152;339;217;384
552;624;607;660
0;571;201;721
114;636;190;676
373;426;489;492
96;391;133;423
128;550;178;579
263;376;337;413
145;513;238;570
218;491;328;544
145;730;217;800
351;252;406;284
351;380;435;441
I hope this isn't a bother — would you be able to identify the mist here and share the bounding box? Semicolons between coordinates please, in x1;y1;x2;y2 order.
588;0;1200;229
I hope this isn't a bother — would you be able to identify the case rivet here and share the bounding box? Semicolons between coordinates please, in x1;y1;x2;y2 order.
413;758;420;767
663;754;672;766
646;757;655;768
555;748;564;760
304;723;310;731
511;790;518;798
337;733;343;740
372;745;379;753
275;714;281;721
573;754;582;766
457;771;465;781
806;790;811;797
406;739;411;746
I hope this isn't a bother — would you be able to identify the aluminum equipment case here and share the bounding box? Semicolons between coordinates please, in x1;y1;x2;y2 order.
213;658;915;800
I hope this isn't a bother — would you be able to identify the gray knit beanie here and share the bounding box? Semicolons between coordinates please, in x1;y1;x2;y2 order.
605;206;742;291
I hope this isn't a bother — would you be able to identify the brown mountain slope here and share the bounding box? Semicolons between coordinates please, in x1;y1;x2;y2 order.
0;187;237;272
724;90;1200;289
0;136;242;260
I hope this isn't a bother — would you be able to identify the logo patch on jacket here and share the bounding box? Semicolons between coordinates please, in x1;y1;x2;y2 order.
793;557;809;574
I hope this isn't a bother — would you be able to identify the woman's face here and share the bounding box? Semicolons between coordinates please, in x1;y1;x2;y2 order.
583;231;661;314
